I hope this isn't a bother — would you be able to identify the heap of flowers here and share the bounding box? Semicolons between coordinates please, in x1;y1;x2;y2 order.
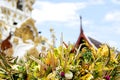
0;42;120;80
0;28;119;80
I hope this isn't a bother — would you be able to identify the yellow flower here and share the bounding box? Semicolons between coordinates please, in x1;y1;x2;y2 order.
89;63;94;71
80;68;86;75
97;44;109;57
47;71;58;80
110;52;118;63
45;52;58;70
80;73;93;80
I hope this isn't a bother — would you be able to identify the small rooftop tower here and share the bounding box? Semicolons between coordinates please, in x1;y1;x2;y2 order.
70;16;91;53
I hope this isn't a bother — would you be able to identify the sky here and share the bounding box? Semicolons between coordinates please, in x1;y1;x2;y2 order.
32;0;120;50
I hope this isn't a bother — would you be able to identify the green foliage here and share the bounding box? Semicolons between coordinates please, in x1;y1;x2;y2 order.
0;43;119;80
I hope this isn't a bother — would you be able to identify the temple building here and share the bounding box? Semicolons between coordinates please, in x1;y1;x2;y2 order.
0;0;38;41
0;0;47;57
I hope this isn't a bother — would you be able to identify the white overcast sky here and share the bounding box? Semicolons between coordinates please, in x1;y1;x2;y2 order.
32;0;120;50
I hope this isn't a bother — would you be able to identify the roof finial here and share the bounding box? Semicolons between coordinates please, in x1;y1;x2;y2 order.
80;16;83;33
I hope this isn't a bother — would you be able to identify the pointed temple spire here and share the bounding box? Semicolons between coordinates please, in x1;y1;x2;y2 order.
69;16;106;53
80;16;83;34
70;16;91;53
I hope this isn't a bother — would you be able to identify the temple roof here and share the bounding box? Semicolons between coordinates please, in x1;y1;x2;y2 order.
88;37;102;48
74;26;92;48
70;16;102;53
